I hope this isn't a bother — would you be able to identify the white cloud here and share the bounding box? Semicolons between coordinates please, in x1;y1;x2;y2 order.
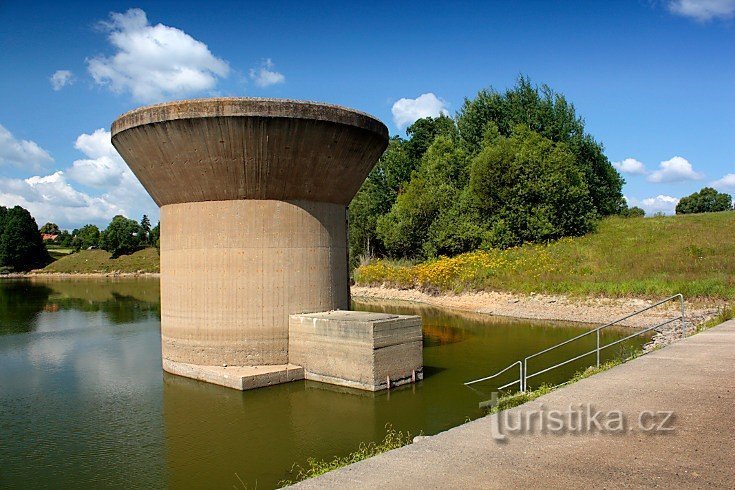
66;129;156;225
248;58;285;88
0;123;53;170
668;0;735;21
0;128;157;229
50;70;74;91
391;93;449;129
87;8;229;102
647;156;703;183
0;171;124;227
628;195;681;216
613;157;648;175
711;173;735;193
66;128;127;188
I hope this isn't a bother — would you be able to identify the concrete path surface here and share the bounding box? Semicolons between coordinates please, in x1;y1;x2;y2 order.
295;320;735;488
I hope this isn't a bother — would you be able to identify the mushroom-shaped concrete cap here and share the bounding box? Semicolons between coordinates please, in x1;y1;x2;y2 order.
111;98;389;206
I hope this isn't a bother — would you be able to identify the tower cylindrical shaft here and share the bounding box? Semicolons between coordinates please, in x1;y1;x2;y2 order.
160;199;348;366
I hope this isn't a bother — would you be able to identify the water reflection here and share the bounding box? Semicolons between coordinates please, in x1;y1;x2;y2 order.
163;374;384;487
0;278;160;334
0;279;651;489
0;281;52;334
0;278;164;488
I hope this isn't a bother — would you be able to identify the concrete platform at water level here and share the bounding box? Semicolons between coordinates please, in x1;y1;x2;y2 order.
294;320;735;488
162;360;305;390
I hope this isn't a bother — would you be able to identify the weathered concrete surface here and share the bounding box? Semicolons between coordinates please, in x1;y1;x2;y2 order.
162;359;304;390
295;320;735;488
111;98;388;206
289;311;423;391
160;199;348;366
111;98;389;376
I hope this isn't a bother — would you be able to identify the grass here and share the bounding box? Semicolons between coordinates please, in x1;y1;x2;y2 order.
40;248;160;273
487;384;555;414
355;212;735;300
277;425;413;487
45;245;74;260
487;350;643;415
697;305;734;332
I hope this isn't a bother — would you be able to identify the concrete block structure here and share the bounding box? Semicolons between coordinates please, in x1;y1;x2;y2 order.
290;311;423;391
111;98;422;391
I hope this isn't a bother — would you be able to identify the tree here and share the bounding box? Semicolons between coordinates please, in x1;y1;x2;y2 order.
348;137;416;266
404;115;458;163
377;135;471;258
140;215;151;245
457;76;624;216
675;187;733;215
100;216;143;257
150;222;160;249
621;206;645;218
39;222;61;235
467;125;597;247
0;206;51;271
347;76;617;266
72;225;101;251
377;177;457;258
56;230;73;247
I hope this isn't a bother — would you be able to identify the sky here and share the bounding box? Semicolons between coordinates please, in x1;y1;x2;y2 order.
0;0;733;229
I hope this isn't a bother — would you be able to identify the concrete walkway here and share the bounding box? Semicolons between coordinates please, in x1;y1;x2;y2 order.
296;320;735;488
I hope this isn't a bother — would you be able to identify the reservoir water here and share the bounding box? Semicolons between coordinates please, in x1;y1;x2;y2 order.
0;278;649;488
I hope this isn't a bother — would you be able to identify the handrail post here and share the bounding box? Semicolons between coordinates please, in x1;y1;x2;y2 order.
680;294;685;338
523;358;527;392
596;328;600;367
519;362;524;393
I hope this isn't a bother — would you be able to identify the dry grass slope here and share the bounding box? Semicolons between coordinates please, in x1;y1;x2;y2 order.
355;212;735;300
41;248;160;273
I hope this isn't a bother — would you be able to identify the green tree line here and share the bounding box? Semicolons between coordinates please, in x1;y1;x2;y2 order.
676;187;733;215
0;206;51;272
0;207;160;272
348;77;628;267
45;214;160;256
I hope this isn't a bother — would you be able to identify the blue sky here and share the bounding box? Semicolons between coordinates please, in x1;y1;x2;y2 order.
0;0;733;229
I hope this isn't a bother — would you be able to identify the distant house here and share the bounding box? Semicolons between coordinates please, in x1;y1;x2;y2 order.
41;233;58;242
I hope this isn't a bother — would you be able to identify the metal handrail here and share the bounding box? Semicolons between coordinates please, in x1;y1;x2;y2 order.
464;294;685;393
464;361;523;391
524;317;680;382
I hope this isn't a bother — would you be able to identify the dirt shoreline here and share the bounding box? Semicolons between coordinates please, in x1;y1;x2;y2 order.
1;274;720;347
350;285;718;331
2;275;719;329
2;272;160;279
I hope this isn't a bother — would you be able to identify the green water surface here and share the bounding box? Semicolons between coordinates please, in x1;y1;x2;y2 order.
0;278;649;488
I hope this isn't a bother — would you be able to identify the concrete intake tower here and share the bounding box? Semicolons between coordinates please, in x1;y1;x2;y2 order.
112;98;423;391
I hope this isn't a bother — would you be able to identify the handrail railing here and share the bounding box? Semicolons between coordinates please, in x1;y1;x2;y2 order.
465;294;685;393
464;361;523;391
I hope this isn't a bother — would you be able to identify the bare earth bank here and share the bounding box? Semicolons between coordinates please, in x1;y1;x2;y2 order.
351;286;721;349
4;272;160;279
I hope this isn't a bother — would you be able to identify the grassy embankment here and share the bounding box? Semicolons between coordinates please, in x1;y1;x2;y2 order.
355;212;735;300
41;248;160;273
45;245;74;261
277;426;413;487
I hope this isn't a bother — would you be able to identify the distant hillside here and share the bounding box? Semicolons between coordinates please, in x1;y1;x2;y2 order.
355;212;735;300
41;248;160;273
